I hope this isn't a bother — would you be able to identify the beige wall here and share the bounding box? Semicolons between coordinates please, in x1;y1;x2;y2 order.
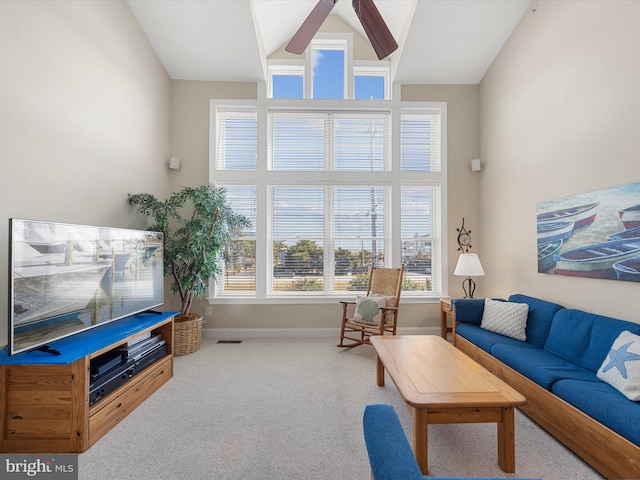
402;85;482;298
169;80;479;333
0;0;171;347
479;0;640;321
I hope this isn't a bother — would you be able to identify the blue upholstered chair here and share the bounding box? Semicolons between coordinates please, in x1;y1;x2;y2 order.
362;404;540;480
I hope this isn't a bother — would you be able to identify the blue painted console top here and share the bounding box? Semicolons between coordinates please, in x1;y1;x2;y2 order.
0;311;177;365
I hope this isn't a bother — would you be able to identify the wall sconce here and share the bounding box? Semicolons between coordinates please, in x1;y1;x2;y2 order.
455;218;484;298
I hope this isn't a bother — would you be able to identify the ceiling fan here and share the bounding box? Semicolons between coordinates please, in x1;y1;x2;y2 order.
285;0;398;60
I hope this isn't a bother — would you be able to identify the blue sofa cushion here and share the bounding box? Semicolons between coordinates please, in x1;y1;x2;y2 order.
456;323;536;354
452;298;487;325
552;379;640;446
544;309;640;372
491;343;599;390
508;294;564;348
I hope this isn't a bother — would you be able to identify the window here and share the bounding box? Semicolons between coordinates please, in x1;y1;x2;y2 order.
311;48;345;99
218;185;257;295
211;100;446;300
268;35;390;100
269;64;304;99
354;66;388;100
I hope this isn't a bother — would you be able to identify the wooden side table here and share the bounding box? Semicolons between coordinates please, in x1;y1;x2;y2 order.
440;297;453;339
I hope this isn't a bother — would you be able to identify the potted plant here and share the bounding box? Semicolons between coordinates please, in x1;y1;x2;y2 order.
128;185;250;355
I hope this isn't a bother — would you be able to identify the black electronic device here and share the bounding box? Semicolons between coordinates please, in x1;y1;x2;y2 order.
89;340;167;406
90;350;125;377
116;334;164;360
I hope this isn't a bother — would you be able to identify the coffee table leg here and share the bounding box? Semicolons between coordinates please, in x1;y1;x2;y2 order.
413;408;428;475
376;354;385;386
497;406;516;472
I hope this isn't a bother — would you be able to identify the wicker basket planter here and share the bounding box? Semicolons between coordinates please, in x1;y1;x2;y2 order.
174;313;203;356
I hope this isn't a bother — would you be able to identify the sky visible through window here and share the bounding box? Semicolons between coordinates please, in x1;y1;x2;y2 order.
272;48;384;100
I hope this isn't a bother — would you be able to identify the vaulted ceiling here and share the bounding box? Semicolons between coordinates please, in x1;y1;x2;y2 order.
127;0;531;84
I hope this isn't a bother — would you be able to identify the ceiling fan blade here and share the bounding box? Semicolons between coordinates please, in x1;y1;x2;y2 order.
286;0;337;55
352;0;398;59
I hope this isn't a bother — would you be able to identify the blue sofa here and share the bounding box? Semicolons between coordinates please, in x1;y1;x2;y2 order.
363;404;540;480
453;294;640;479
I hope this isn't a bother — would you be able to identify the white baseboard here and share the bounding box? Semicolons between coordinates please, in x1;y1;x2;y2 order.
203;326;438;339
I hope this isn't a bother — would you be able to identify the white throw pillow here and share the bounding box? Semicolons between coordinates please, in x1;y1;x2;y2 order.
353;295;387;326
597;330;640;401
480;298;529;341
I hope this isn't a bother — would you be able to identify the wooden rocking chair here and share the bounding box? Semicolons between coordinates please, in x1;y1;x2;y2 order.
338;265;404;348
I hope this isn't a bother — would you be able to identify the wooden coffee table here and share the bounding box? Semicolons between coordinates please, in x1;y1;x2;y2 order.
371;335;526;475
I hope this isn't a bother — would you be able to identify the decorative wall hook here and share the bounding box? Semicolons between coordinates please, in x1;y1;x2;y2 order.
456;218;472;253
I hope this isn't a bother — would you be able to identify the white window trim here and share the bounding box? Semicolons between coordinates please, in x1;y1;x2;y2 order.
267;33;390;101
208;90;448;304
267;62;305;99
353;62;391;100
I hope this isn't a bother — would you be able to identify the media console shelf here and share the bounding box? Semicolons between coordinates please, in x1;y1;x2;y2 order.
0;311;176;453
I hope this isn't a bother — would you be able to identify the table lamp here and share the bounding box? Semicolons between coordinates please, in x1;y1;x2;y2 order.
454;253;485;298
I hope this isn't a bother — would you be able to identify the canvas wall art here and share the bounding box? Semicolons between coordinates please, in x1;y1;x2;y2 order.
537;182;640;282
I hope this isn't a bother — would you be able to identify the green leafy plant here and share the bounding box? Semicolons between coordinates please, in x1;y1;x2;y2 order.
128;185;250;319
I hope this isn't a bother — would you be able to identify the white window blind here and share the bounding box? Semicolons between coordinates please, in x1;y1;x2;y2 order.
401;186;441;293
215;108;257;170
400;111;441;172
212;101;445;299
218;185;257;295
269;111;390;171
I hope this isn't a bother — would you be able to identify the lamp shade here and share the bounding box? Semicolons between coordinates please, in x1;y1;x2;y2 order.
454;253;485;277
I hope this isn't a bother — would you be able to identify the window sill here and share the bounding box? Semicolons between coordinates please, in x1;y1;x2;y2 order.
208;295;441;305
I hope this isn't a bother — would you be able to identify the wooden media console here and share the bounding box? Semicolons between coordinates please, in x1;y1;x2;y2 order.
0;311;175;453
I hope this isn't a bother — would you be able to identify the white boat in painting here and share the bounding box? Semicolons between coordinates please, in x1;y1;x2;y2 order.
553;239;640;279
537;202;599;228
612;257;640;282
608;226;640;240
618;204;640;229
537;221;575;244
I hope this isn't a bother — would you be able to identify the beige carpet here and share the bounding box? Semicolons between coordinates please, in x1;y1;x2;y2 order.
79;337;605;480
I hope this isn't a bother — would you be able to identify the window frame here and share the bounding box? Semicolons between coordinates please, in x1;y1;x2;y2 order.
209;95;448;304
267;34;391;101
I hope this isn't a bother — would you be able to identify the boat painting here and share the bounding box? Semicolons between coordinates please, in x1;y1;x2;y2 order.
538;182;640;282
608;226;640;240
618;204;640;229
613;257;640;281
537;221;574;244
553;239;640;279
537;202;599;228
538;240;562;272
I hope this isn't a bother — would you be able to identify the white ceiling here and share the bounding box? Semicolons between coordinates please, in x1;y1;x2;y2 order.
127;0;531;85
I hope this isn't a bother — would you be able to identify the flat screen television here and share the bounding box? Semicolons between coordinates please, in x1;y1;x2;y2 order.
8;218;164;355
